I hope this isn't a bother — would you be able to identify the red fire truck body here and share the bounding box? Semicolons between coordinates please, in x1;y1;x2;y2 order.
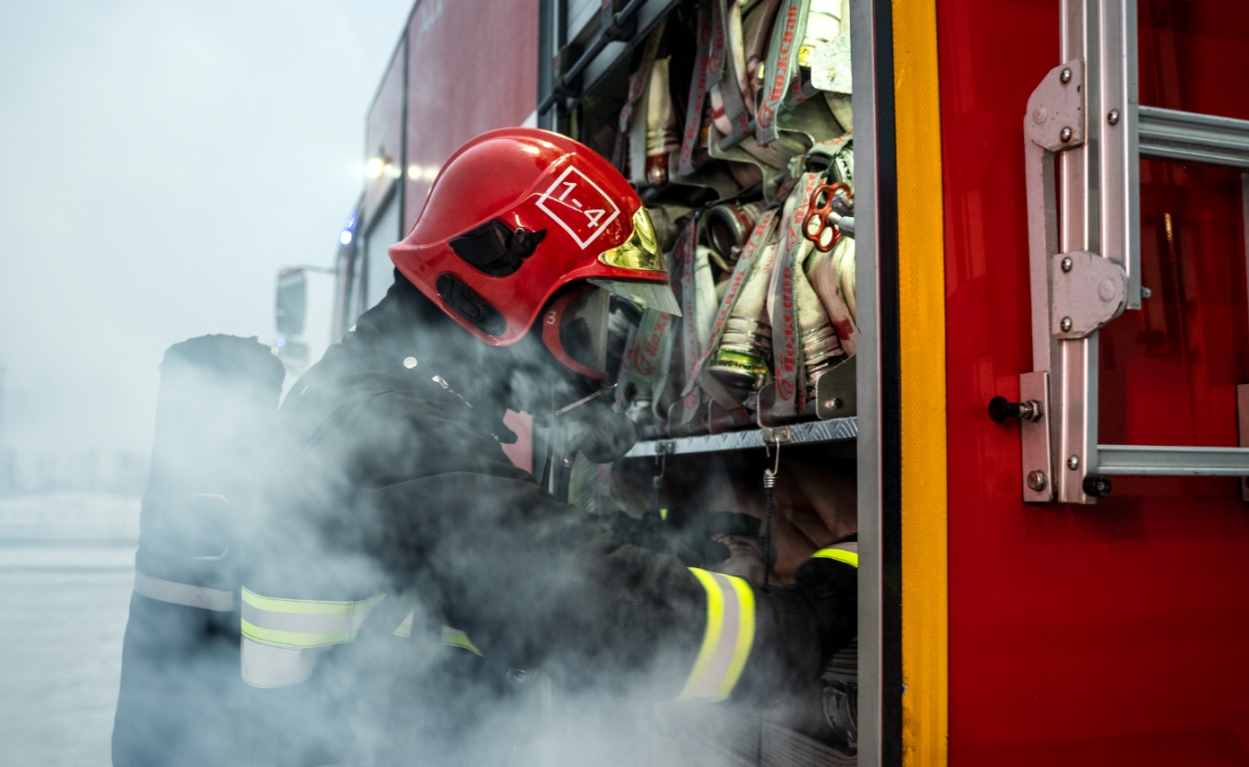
941;1;1249;764
338;0;540;333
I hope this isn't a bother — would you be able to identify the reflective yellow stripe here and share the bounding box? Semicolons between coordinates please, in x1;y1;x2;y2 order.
241;587;374;615
441;626;483;656
392;613;481;655
240;622;352;649
240;587;384;649
680;569;724;698
812;547;860;568
393;611;414;638
678;568;755;702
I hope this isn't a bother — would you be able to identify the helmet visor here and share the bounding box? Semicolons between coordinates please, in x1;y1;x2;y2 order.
592;207;681;315
543;286;611;379
588;279;681;316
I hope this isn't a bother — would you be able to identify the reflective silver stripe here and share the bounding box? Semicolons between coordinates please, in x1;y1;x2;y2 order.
695;572;742;697
133;572;235;612
241;603;365;635
679;568;756;702
240;637;324;688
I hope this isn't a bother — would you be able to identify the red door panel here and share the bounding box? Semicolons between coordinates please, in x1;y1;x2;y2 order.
938;0;1249;764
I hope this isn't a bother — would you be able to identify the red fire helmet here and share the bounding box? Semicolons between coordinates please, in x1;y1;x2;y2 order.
389;127;679;378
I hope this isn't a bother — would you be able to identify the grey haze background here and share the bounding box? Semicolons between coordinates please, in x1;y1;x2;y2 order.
0;2;414;764
0;0;414;477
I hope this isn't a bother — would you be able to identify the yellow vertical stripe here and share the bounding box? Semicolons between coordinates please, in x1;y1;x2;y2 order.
680;567;725;699
892;0;949;765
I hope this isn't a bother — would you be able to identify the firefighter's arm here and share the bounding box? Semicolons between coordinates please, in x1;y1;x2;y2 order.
588;536;858;706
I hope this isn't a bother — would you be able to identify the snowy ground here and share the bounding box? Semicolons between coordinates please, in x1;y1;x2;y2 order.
0;493;139;767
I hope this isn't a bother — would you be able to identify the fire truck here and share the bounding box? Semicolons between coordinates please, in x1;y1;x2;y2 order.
273;0;1249;764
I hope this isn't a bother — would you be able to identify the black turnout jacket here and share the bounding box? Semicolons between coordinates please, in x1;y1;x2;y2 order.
239;275;854;767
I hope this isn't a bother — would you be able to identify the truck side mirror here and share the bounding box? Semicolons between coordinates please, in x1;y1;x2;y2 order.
275;268;307;337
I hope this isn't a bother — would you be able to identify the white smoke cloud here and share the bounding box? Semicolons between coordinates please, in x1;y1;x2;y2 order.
0;0;412;457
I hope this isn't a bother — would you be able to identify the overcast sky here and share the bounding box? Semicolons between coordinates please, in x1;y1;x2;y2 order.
0;0;413;456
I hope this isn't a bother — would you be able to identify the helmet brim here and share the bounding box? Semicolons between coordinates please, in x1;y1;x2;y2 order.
588;279;681;316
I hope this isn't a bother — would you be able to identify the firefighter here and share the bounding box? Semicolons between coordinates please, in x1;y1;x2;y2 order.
239;127;857;766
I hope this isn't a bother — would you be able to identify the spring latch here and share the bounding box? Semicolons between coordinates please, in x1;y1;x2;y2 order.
761;440;782;585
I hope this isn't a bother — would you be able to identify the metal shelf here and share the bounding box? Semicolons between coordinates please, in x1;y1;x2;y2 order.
623;417;858;458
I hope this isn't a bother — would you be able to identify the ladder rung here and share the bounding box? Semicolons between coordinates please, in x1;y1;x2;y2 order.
1139;106;1249;171
1098;444;1249;476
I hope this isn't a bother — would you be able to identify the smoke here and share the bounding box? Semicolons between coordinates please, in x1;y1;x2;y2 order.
0;2;414;764
0;4;860;764
103;275;858;766
0;0;412;459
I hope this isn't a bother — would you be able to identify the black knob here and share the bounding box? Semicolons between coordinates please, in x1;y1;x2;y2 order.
989;396;1042;423
1082;474;1112;498
989;396;1018;423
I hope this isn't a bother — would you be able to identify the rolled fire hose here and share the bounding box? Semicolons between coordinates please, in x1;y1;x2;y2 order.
705;201;765;271
806;235;856;355
708;239;778;393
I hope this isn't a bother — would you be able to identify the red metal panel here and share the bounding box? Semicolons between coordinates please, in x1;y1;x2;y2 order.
402;0;540;234
364;41;407;223
938;1;1249;764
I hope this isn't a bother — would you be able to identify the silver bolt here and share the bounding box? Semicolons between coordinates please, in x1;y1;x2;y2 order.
1060;126;1073;143
1026;470;1048;492
402;356;418;369
1061;256;1073;272
1141;286;1152;299
1067;454;1080;470
1107;109;1120;125
1060;67;1072;84
1060;316;1073;332
824;397;843;410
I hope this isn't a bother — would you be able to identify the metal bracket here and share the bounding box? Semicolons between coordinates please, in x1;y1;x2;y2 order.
1024;58;1088;373
762;426;793;445
810;32;852;94
653;440;676;456
1025;59;1086;152
1020;372;1054;502
815;355;858;419
1051;250;1127;339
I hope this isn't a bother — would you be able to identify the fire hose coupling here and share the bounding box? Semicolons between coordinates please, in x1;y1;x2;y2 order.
988;396;1044;424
